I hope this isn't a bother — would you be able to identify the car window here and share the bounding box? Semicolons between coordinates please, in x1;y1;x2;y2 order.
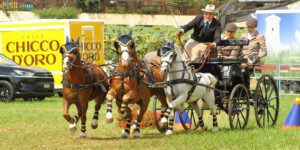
0;54;18;66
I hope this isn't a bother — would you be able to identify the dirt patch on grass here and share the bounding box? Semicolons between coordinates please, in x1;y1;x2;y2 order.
0;128;8;132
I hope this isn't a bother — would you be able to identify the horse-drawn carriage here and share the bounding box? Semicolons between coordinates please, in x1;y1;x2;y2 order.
60;32;279;138
153;39;279;133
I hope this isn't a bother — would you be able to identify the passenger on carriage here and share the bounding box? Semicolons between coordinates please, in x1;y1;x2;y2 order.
241;17;268;65
217;22;240;58
176;4;221;61
241;17;268;93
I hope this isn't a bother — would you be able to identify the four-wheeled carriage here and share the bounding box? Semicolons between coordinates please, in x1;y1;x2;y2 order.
177;39;280;130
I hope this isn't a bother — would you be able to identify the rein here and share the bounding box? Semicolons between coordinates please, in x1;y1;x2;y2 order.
150;79;228;94
169;68;191;73
193;47;211;73
162;61;191;73
178;36;191;60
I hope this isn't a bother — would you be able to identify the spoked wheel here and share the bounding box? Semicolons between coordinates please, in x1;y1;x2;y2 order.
228;84;250;130
153;96;167;133
254;74;279;128
178;103;199;130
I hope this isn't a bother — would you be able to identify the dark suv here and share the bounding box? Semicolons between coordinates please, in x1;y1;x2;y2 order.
0;54;55;102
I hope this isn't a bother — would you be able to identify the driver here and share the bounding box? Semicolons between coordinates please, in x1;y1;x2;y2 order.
176;4;221;61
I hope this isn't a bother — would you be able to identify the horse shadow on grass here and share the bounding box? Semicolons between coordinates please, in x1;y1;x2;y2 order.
87;133;165;141
85;126;258;140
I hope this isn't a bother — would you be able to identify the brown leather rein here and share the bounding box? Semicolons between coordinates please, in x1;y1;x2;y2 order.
176;35;211;73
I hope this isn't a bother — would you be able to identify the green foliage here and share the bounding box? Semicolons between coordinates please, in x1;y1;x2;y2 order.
77;0;102;12
106;7;126;14
1;8;11;17
104;25;186;61
137;7;158;14
33;7;82;19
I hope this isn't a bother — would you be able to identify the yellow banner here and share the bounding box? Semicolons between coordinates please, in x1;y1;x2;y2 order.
69;22;104;66
1;29;65;86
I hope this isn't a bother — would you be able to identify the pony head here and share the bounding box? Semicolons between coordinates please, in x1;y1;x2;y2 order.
114;30;135;67
158;39;181;74
60;36;80;71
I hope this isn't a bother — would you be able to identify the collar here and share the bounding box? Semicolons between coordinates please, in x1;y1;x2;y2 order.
204;19;212;25
247;31;258;40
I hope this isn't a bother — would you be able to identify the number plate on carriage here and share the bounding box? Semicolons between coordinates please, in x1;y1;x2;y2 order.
44;84;50;88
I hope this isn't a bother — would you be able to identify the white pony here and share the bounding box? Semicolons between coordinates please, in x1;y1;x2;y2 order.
158;40;218;135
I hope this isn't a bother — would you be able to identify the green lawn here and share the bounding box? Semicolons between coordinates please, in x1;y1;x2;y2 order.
0;95;299;149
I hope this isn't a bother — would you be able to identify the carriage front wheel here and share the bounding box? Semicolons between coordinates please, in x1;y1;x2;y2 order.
228;84;250;130
153;96;167;133
254;74;279;128
178;103;200;130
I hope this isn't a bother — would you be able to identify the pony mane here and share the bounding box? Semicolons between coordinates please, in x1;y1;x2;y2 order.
173;44;182;57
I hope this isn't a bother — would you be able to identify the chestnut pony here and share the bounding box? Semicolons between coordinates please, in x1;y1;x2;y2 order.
60;37;109;138
105;30;168;138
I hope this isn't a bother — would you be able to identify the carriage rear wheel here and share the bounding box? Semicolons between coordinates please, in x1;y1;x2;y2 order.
228;84;250;130
178;103;200;130
153;96;167;133
254;74;279;128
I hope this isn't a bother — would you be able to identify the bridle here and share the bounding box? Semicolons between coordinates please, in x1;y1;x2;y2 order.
159;46;178;70
61;44;81;71
114;34;136;58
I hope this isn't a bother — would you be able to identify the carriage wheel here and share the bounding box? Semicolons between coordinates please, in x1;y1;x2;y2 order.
153;96;167;133
228;84;250;130
254;74;279;128
178;103;199;130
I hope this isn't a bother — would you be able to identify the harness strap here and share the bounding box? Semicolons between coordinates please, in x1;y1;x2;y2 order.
170;84;177;100
186;71;198;101
152;79;227;94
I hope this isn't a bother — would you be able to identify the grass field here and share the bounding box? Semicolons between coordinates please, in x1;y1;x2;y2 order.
0;95;300;149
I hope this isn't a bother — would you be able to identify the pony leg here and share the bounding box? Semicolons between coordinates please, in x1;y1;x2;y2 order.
131;118;141;138
121;118;131;138
189;101;207;131
79;105;88;138
157;95;168;118
106;91;116;123
131;99;150;138
63;100;79;133
204;92;218;132
91;100;102;129
161;94;188;123
166;111;175;135
121;106;133;138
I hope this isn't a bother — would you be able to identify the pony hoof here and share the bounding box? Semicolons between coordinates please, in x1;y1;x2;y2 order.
212;127;218;132
133;131;141;138
106;118;114;124
121;131;129;139
91;119;98;129
166;130;173;135
106;113;114;124
201;125;208;131
69;123;76;133
160;117;168;123
130;124;137;133
79;132;86;138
